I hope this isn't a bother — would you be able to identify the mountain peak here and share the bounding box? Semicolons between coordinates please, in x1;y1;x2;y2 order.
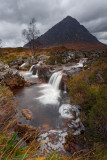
64;16;75;20
25;16;102;49
63;16;79;22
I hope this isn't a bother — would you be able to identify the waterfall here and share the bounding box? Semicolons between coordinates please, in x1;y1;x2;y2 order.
35;71;62;105
20;63;26;68
49;71;62;90
29;65;35;73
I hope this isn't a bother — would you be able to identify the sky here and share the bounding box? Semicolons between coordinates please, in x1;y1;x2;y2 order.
0;0;107;47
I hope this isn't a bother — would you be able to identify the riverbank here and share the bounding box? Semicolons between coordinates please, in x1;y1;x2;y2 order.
65;53;107;159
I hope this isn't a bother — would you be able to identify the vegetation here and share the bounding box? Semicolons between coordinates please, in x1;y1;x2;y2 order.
67;53;107;145
46;55;63;65
0;48;107;159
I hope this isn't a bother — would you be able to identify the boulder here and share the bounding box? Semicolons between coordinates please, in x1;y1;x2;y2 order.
14;123;39;143
0;61;25;89
38;65;52;82
21;109;32;120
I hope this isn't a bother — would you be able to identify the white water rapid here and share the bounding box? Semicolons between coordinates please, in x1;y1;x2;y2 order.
49;71;62;90
72;58;88;68
36;71;63;105
29;65;35;73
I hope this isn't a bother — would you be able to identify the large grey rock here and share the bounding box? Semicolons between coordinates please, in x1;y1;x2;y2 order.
0;61;25;88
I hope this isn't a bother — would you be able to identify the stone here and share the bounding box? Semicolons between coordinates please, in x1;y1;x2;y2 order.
14;123;39;143
21;109;32;120
38;65;51;82
0;61;25;89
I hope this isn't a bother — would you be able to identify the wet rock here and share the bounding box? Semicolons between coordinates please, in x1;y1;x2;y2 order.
14;123;39;143
21;109;32;120
38;65;51;82
1;70;25;89
31;64;40;75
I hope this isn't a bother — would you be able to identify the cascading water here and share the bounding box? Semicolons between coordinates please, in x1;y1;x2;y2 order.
19;63;40;82
36;71;63;105
20;63;26;68
71;58;88;68
49;71;62;90
29;65;35;73
16;66;85;154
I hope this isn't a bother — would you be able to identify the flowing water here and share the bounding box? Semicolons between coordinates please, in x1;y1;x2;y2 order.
15;63;85;154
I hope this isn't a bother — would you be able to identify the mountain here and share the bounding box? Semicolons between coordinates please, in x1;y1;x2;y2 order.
25;16;106;49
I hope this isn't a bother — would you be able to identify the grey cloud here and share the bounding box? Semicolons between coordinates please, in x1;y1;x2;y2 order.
0;0;107;47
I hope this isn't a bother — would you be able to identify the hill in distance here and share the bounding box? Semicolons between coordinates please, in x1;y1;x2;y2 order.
25;16;107;50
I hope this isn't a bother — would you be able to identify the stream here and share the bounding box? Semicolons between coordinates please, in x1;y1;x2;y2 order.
14;60;86;155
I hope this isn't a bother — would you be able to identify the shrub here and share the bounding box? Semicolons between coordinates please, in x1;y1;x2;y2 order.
67;53;107;143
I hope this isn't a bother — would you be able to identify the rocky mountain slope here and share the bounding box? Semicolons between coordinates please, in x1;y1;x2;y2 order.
25;16;106;49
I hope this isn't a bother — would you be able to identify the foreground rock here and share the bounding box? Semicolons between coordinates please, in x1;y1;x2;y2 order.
63;132;87;154
15;123;39;143
0;62;25;89
21;109;32;120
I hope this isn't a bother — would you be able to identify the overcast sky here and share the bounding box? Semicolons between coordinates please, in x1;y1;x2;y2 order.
0;0;107;47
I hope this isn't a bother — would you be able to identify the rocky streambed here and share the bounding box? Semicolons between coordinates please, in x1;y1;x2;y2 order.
12;59;88;155
0;55;93;155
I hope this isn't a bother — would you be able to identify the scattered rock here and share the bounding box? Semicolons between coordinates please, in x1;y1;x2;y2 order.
21;109;33;120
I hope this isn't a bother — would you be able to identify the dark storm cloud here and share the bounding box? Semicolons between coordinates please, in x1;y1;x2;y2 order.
0;0;107;47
